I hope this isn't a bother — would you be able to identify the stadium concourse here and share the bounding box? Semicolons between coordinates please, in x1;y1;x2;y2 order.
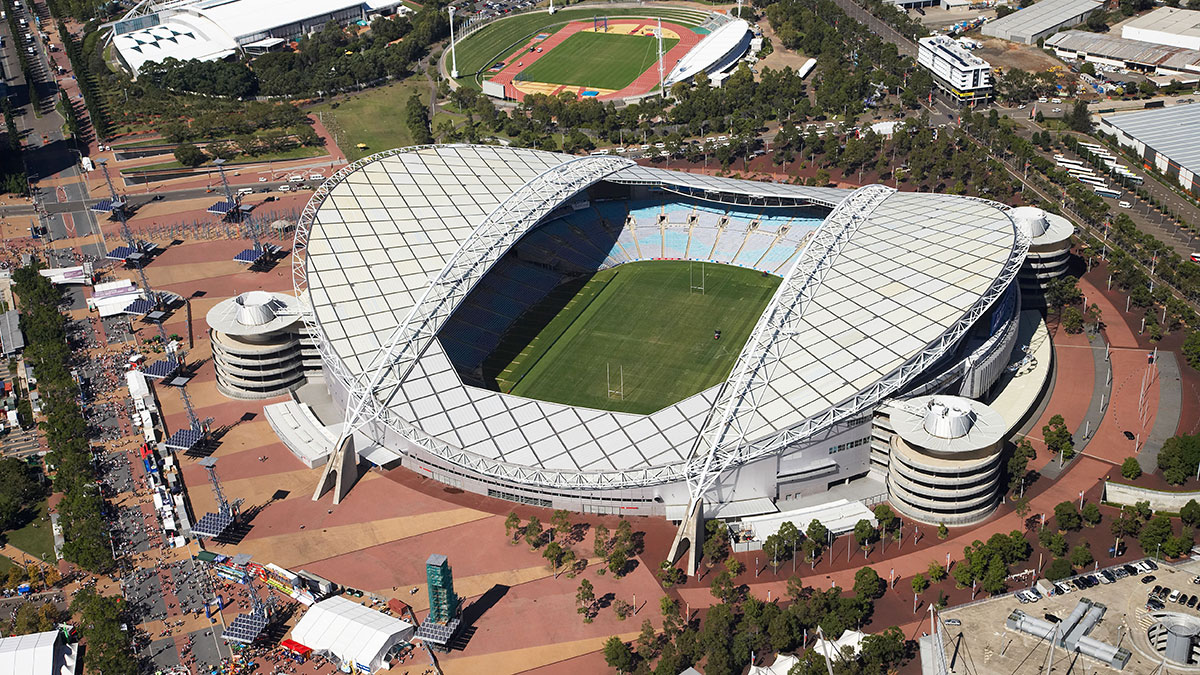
277;142;1059;578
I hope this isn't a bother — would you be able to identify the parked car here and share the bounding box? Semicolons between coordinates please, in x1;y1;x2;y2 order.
1123;564;1139;575
1044;613;1061;623
1190;596;1199;609
1169;589;1181;603
1146;559;1159;570
944;618;961;626
1143;575;1158;584
1148;599;1165;611
1100;570;1116;583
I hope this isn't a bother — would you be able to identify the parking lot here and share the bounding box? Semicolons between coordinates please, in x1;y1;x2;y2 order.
938;558;1200;673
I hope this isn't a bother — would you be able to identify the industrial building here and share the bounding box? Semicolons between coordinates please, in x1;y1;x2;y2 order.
917;35;993;104
1006;601;1132;669
205;291;320;399
981;0;1105;44
1098;104;1200;198
1046;30;1200;82
1122;7;1200;51
112;0;410;74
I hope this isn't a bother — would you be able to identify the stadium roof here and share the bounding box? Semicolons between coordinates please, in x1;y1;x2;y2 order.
291;596;414;670
114;16;238;75
1100;104;1200;181
665;19;752;85
297;145;1023;489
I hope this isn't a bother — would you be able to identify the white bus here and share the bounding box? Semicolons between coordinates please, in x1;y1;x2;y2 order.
1094;187;1121;198
1068;168;1097;178
1056;158;1086;169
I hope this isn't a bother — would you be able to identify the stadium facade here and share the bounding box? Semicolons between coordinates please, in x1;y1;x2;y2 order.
288;144;1039;527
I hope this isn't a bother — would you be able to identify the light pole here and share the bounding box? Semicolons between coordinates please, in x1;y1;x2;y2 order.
447;6;458;79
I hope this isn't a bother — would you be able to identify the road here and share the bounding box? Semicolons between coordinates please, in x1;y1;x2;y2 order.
829;0;917;58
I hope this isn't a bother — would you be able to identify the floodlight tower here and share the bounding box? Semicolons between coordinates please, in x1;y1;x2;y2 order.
448;6;458;78
178;384;212;434
198;457;239;518
96;159;164;316
657;18;665;97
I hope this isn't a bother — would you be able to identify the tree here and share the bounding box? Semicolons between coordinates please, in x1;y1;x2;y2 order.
1157;433;1200;485
911;572;929;595
173;142;207;167
918;563;942;586
542;541;565;575
938;523;949;539
552;509;571;540
576;578;595;621
603;636;635;673
703;520;730;567
710;569;735;603
981;554;1008;594
1054;501;1082;531
860;626;907;671
504;512;520;541
612;598;633;620
636;618;658;661
524;515;543;549
1070;543;1094;569
1043;415;1075;461
1045;557;1074;581
1044;531;1069;557
1081;502;1102;527
854;566;885;600
854;518;877;554
593;524;610;558
806;519;829;558
1062;306;1084;334
1184;331;1200;371
873;504;899;538
1140;514;1174;557
1182;499;1200;527
1121;457;1143;480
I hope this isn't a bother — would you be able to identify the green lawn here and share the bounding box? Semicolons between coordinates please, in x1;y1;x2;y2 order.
309;81;426;161
120;145;329;173
455;7;709;84
4;499;55;563
517;31;678;91
502;261;778;414
0;554;13;575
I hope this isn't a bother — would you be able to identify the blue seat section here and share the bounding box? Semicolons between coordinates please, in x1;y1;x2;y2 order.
693;207;723;228
635;227;662;259
594;201;628;225
627;201;661;227
757;241;802;274
662;229;689;259
757;213;794;233
688;227;717;259
662;202;693;223
615;225;641;259
733;231;776;268
709;229;745;264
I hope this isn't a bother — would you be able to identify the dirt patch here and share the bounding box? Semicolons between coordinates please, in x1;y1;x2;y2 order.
976;37;1063;72
754;18;815;74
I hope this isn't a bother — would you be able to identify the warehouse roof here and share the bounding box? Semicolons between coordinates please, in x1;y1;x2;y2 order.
1101;104;1200;180
1123;7;1200;41
1046;30;1200;74
983;0;1104;40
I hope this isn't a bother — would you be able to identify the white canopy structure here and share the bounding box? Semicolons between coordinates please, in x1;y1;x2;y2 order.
0;630;77;675
291;595;414;672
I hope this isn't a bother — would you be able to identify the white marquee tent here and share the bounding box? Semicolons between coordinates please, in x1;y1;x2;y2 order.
0;630;77;675
291;595;414;672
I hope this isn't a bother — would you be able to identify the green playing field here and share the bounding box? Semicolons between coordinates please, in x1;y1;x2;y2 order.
499;261;779;415
516;30;678;91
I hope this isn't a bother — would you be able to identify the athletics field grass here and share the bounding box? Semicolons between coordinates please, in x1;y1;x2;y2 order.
517;31;679;91
499;261;779;415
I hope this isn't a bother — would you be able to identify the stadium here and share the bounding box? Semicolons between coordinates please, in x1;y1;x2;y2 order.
454;8;753;101
283;144;1041;542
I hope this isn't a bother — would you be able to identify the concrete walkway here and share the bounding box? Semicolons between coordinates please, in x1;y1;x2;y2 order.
1043;331;1111;481
1139;350;1183;472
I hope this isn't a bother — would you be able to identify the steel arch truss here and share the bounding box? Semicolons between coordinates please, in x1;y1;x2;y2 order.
324;152;636;457
684;189;1031;501
682;184;896;498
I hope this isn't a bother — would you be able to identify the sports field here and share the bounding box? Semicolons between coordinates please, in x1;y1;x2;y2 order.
499;262;779;415
517;31;679;91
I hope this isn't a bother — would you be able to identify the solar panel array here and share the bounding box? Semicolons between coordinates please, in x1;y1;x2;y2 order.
207;200;238;215
415;617;460;646
191;510;233;538
142;357;180;379
106;246;137;261
124;298;156;315
233;248;268;264
91;198;125;213
164;427;204;450
224;611;267;644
